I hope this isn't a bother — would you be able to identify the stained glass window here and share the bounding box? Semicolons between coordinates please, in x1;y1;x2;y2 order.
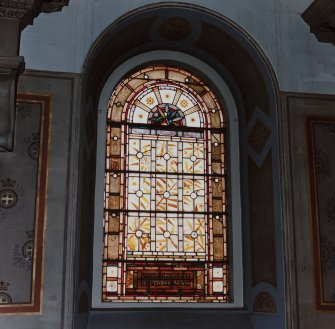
102;65;228;303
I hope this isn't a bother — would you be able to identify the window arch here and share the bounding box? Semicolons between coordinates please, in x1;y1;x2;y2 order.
103;65;228;303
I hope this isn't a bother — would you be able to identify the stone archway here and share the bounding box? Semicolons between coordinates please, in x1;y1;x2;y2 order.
76;3;282;329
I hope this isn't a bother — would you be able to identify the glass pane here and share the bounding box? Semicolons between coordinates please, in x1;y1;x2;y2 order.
103;65;228;303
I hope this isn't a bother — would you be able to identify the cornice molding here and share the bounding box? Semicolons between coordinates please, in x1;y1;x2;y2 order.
302;0;335;45
41;0;69;14
0;55;25;71
0;1;38;29
0;0;69;29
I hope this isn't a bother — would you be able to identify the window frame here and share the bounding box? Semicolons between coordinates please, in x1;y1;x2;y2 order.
92;51;243;308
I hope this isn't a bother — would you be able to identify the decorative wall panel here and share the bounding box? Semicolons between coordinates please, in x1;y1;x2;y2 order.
307;117;335;311
0;94;51;313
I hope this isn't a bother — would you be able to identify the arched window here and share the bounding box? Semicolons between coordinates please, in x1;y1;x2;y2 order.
102;65;229;303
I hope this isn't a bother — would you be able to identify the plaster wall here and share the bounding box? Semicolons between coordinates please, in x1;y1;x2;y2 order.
20;0;335;94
